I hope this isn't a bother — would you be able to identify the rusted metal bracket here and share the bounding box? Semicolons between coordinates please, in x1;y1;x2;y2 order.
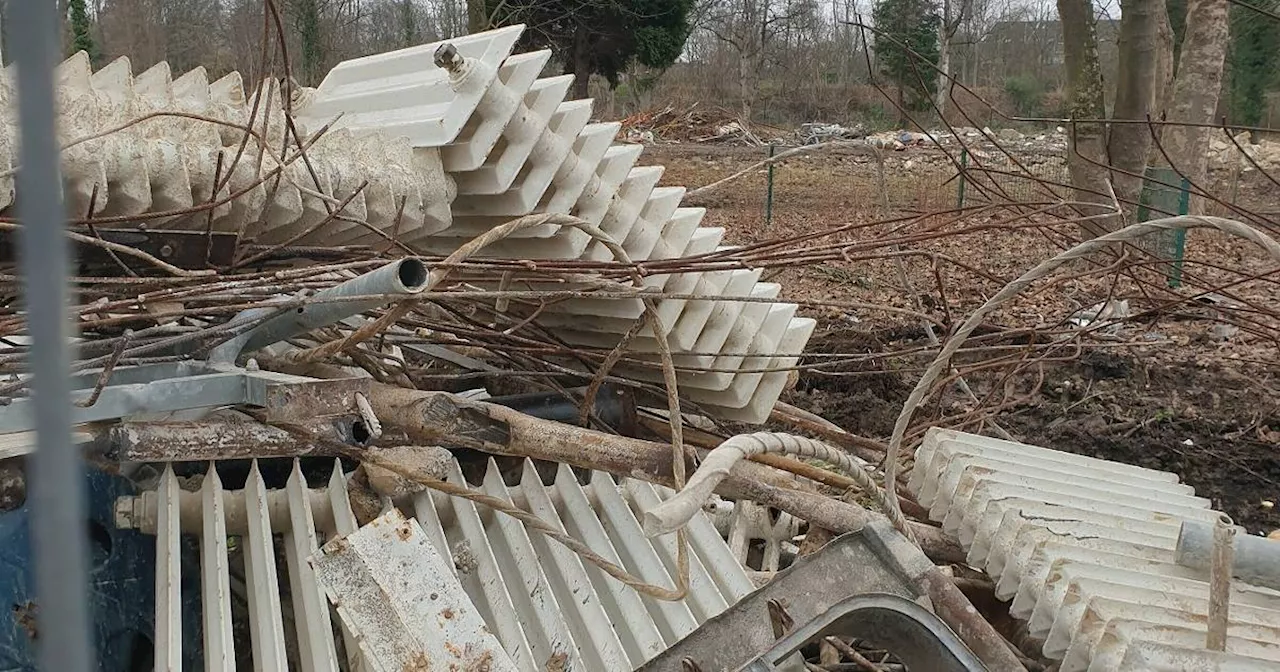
740;594;987;672
638;521;1023;672
0;228;237;271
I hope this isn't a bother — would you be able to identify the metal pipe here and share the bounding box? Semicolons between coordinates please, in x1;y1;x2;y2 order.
11;0;95;669
1206;515;1235;651
1176;519;1280;591
210;258;429;363
488;384;632;429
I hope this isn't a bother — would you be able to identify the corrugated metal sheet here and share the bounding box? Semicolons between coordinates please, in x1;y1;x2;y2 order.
116;456;753;671
910;428;1280;671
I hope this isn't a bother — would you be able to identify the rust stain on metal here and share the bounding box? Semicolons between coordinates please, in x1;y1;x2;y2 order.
463;649;494;671
544;651;569;671
401;652;430;671
12;601;37;641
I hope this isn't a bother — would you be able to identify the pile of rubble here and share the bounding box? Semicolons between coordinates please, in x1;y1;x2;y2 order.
864;126;1069;156
621;103;776;145
1210;133;1280;173
620;104;807;146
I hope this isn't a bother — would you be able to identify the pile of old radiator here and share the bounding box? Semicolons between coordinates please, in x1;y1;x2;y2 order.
0;24;812;424
4;22;1275;672
911;428;1280;671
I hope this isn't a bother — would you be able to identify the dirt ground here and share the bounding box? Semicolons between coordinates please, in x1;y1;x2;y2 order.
640;144;1280;535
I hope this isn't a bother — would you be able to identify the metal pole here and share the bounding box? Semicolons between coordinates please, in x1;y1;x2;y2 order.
956;147;968;209
765;143;776;228
1206;515;1235;651
1170;177;1191;288
1176;518;1280;591
10;1;94;670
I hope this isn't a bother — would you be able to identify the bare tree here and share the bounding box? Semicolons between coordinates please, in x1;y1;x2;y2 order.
1107;0;1163;220
702;0;796;121
1058;0;1111;238
1156;0;1230;213
936;0;971;116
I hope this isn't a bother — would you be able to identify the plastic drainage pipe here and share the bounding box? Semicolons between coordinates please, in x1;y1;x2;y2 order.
1175;519;1280;591
210;258;429;364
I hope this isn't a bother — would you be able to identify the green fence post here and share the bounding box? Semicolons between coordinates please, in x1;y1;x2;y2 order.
1137;166;1192;288
957;147;968;209
1170;176;1191;288
765;143;776;228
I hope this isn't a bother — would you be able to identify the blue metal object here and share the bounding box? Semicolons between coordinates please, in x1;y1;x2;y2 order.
0;469;201;672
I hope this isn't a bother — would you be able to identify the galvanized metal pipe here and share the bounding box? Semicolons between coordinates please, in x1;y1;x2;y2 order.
1176;519;1280;591
210;258;429;363
11;0;95;669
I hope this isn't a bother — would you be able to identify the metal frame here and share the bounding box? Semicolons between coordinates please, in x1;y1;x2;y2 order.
637;521;940;672
738;594;986;672
10;3;93;669
0;360;368;434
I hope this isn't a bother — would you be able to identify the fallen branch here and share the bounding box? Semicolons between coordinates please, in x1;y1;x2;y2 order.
265;360;963;563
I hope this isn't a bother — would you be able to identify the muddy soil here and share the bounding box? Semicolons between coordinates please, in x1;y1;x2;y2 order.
640;144;1280;536
792;329;1280;535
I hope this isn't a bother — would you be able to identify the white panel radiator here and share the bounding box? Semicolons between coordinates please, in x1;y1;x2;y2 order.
1;24;815;423
910;428;1280;672
115;456;754;671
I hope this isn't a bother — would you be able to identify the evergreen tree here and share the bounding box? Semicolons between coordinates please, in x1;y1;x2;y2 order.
296;0;324;86
68;0;98;63
484;0;697;100
871;0;941;118
1227;0;1280;126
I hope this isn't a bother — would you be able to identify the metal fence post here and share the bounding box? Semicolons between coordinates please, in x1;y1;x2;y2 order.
1137;166;1193;289
956;147;968;209
1170;176;1191;288
765;143;776;228
10;2;94;670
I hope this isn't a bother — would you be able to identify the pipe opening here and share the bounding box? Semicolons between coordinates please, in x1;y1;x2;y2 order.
352;419;372;445
397;258;429;291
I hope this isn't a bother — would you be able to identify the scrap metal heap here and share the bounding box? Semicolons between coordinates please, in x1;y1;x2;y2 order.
0;24;812;423
0;23;1275;672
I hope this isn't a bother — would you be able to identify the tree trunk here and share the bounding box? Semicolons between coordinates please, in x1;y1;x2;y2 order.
936;0;952;119
297;0;325;86
1157;0;1230;214
1145;6;1177;168
1153;7;1177;115
1108;0;1163;222
896;84;907;128
569;26;591;100
467;0;486;34
1058;0;1111;239
737;46;755;121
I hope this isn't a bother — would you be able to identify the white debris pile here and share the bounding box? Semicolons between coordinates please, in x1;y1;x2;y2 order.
0;25;816;424
1209;133;1280;173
